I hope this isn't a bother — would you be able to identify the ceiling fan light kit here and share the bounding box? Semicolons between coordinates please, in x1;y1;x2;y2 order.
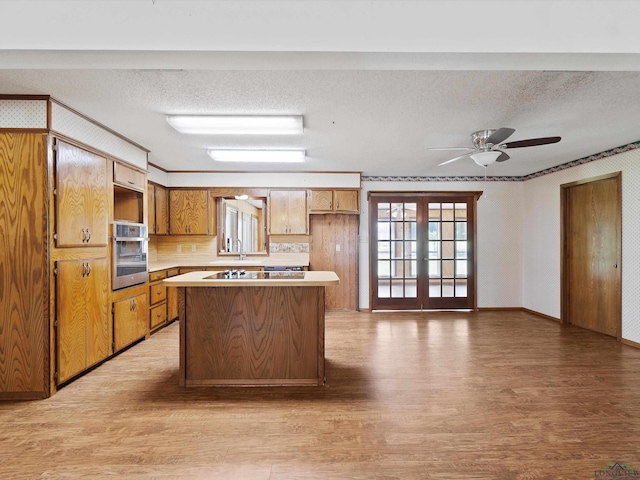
470;151;501;167
431;127;561;168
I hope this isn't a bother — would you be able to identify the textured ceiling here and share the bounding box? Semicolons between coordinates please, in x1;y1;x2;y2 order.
2;1;640;178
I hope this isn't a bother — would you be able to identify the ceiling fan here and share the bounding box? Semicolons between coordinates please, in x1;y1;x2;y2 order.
430;128;561;167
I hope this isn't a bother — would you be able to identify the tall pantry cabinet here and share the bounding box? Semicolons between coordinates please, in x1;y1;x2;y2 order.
0;95;149;399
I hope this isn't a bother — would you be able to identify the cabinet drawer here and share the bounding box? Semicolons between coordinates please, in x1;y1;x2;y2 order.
149;283;167;305
167;268;180;277
150;303;167;329
149;270;167;282
114;162;146;191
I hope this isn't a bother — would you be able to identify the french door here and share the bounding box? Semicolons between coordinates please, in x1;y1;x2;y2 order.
370;192;479;310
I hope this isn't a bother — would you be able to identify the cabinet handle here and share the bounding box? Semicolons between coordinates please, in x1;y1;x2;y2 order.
87;229;91;242
81;228;87;242
127;180;135;185
156;312;162;318
82;262;87;276
336;201;340;209
87;263;92;276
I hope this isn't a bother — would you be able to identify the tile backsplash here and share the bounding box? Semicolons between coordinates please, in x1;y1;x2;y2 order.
269;242;309;254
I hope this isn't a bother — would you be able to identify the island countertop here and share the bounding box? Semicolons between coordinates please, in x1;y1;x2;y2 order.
163;270;339;287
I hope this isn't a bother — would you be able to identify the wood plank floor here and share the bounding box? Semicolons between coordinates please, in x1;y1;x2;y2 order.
2;310;640;479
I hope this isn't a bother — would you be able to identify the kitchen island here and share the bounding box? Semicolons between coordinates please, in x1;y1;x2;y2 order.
163;270;339;387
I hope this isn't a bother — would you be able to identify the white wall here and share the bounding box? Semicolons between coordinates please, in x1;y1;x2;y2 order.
359;180;524;310
522;148;640;343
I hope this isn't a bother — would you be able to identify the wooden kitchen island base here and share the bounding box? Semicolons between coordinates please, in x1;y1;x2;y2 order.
166;271;339;387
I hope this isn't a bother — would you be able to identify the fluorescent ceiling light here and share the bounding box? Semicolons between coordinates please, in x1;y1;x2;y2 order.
166;115;303;135
207;149;306;163
470;151;501;167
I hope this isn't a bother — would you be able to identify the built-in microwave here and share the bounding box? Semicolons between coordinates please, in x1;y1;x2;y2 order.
112;221;149;290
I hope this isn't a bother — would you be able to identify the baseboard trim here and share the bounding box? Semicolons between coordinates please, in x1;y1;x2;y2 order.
521;308;561;322
621;338;640;350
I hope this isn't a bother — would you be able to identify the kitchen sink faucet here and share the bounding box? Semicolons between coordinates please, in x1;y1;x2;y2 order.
237;239;245;260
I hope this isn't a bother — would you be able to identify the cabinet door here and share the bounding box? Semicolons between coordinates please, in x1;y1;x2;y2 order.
114;162;145;191
147;183;156;234
56;257;110;383
310;190;333;213
56;260;88;383
155;185;169;235
169;189;210;235
84;257;111;368
113;293;148;351
334;190;359;213
55;140;108;247
285;190;309;234
269;190;308;234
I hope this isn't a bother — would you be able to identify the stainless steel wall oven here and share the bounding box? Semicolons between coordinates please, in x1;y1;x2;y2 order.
112;221;149;290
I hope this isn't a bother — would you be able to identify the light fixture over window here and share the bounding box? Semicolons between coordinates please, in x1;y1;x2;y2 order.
207;149;306;163
166;115;304;135
469;151;501;167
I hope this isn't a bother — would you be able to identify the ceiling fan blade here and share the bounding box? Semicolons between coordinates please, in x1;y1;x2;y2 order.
495;151;510;162
438;153;471;166
427;147;474;152
486;127;515;145
501;136;561;149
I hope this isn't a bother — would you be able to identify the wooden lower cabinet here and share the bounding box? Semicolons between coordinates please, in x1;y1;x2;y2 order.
56;256;110;384
167;268;180;322
149;269;169;331
113;290;148;352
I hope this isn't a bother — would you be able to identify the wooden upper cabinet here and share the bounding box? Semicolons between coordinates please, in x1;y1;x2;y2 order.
147;183;156;234
310;189;360;214
269;190;309;234
54;140;108;247
155;185;168;235
334;190;359;213
169;189;215;235
113;162;145;191
310;190;333;212
56;256;110;384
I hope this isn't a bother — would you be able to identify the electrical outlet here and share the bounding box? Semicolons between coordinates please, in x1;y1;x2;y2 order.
191;244;196;252
177;244;182;253
336;244;341;252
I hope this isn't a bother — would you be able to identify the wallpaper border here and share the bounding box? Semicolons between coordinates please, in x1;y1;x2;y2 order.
362;141;640;182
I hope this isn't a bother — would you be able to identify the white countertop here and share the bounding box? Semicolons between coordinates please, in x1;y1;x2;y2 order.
163;270;339;287
148;253;309;272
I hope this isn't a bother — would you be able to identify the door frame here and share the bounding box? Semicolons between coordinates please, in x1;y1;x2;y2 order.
560;172;622;340
368;191;482;311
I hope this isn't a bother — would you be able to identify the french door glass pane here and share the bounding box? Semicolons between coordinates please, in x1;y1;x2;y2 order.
405;279;417;298
378;223;390;240
455;241;467;259
378;241;390;259
456;222;467;240
442;260;454;278
456;260;468;277
442;203;454;221
442;279;455;297
442;241;454;259
378;203;391;220
428;241;439;259
442;222;454;240
429;279;441;297
455;203;467;219
456;279;468;297
429;260;440;277
429;203;440;220
391;241;404;259
378;279;390;298
391;279;405;298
